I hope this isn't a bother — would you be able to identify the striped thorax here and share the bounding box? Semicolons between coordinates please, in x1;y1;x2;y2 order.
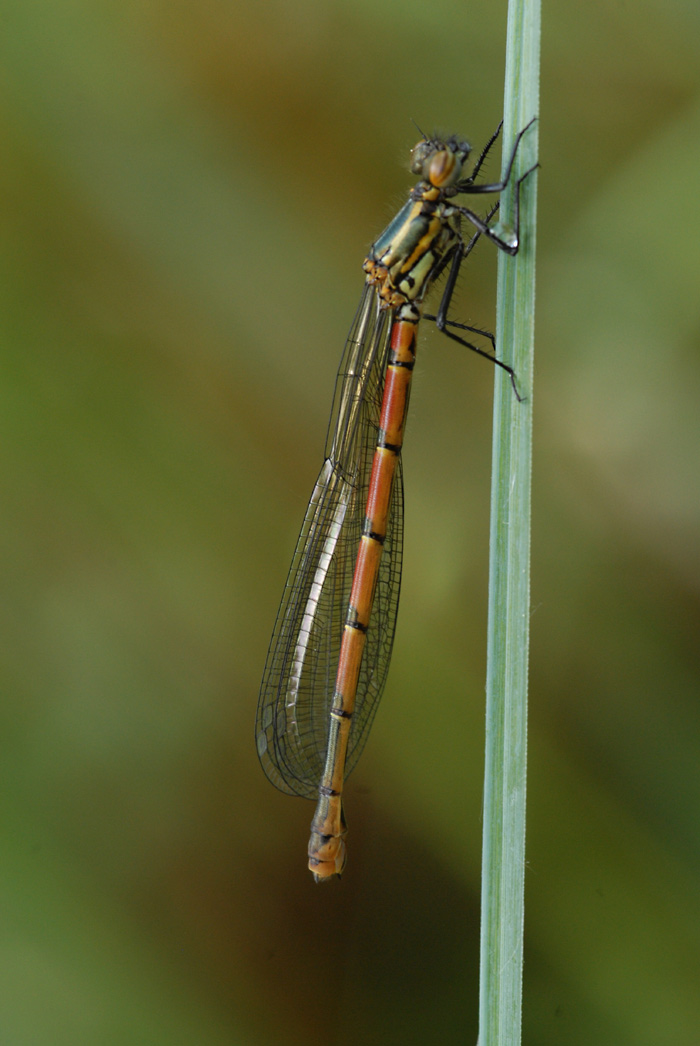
363;135;472;309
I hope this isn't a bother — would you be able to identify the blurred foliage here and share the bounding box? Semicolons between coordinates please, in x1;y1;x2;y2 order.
1;1;699;1043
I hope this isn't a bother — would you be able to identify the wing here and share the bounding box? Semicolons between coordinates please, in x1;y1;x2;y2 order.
256;284;404;798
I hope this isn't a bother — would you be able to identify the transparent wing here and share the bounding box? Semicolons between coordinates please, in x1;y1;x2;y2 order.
256;284;404;798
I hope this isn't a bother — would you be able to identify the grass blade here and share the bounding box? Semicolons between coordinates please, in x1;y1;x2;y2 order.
478;0;541;1042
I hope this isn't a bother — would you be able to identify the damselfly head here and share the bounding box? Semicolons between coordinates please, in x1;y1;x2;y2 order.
409;135;471;189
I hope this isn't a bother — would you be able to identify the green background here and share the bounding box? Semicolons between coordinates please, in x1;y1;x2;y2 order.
2;1;699;1043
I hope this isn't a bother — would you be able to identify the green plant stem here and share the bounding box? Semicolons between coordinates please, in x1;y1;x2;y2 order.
478;0;540;1043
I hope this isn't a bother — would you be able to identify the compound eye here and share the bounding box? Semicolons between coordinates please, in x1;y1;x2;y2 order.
409;140;432;176
428;147;459;188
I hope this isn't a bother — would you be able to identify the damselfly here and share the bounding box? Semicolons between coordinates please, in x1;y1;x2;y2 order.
256;120;537;880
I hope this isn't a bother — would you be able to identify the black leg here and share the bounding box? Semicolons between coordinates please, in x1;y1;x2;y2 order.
423;201;522;400
429;200;500;286
464;121;503;185
428;312;522;401
456;116;537;195
427;200;500;307
457;162;539;255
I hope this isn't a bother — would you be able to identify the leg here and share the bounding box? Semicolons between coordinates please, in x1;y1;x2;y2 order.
428;312;522;401
424;211;523;401
429;200;500;286
464;121;503;185
457;116;537;195
425;200;498;326
458;162;539;255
